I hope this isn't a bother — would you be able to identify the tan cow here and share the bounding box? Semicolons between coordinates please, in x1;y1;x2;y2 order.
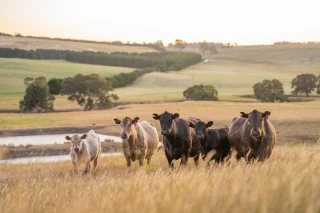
228;110;276;162
65;129;101;174
113;116;159;167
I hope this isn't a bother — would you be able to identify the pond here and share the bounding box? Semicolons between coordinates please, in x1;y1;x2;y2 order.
0;152;123;164
0;133;122;146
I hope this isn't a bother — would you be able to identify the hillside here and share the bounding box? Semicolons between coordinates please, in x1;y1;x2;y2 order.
0;36;157;53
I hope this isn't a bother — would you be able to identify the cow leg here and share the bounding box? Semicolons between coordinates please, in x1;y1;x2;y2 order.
193;155;200;166
126;157;132;167
146;157;151;165
164;150;174;168
93;155;99;171
83;160;90;174
139;158;144;166
72;161;78;174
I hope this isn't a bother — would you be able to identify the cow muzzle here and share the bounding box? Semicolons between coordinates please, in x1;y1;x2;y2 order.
120;133;128;139
251;130;261;137
74;147;80;152
197;135;204;140
161;130;170;136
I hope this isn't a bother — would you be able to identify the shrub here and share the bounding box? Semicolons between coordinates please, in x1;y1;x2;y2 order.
183;85;218;101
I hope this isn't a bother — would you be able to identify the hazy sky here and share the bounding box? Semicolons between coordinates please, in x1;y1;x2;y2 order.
0;0;318;45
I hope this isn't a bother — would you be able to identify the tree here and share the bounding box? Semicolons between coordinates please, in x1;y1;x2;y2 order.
61;74;117;111
183;85;218;101
48;78;63;95
208;44;218;54
317;75;320;94
155;40;164;48
174;39;187;51
199;40;208;54
253;79;287;102
19;77;55;112
291;74;318;97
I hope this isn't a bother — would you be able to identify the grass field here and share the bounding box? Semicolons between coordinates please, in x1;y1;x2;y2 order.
0;36;157;53
1;143;320;213
0;58;134;94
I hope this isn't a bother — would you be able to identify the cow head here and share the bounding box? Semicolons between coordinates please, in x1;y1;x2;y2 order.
113;116;140;139
188;121;213;140
240;110;271;138
152;111;179;136
65;134;87;153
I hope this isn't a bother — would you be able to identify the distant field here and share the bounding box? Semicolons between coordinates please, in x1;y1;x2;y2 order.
0;58;134;94
114;59;319;102
0;36;157;53
0;44;319;108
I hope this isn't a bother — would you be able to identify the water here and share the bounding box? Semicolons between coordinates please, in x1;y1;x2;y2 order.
0;133;122;146
0;152;123;164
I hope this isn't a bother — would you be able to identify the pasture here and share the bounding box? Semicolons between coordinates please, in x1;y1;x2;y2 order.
1;144;320;213
0;35;157;53
116;44;320;102
0;58;133;95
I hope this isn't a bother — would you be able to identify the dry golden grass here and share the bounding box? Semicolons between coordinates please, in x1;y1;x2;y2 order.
1;144;320;213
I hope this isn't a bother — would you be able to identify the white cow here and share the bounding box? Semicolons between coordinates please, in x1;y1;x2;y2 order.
65;130;101;174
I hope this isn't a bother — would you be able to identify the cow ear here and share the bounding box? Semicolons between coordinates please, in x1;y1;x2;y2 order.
188;122;195;128
206;121;214;128
173;113;179;119
152;113;160;120
133;116;140;124
81;134;87;139
113;117;121;125
262;111;271;118
240;112;248;118
65;136;71;141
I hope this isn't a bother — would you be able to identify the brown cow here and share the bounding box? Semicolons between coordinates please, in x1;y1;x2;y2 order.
65;129;101;174
113;116;159;167
228;109;276;162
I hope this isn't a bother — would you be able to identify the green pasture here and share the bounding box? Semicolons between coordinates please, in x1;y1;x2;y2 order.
0;58;133;94
114;59;320;102
0;36;157;53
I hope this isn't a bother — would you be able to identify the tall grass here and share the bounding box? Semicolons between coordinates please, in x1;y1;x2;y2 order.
0;144;320;213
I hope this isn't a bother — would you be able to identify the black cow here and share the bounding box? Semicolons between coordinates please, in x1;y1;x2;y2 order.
188;121;231;164
152;111;201;168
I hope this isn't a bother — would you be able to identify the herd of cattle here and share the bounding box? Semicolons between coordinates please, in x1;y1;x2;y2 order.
65;109;276;174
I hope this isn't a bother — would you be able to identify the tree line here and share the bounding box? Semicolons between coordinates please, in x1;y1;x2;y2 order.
274;41;320;45
65;51;202;70
0;47;69;60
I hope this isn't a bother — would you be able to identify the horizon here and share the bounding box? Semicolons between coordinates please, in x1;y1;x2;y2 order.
1;0;319;46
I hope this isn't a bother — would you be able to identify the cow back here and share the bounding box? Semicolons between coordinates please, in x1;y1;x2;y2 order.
84;130;101;160
139;121;159;156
